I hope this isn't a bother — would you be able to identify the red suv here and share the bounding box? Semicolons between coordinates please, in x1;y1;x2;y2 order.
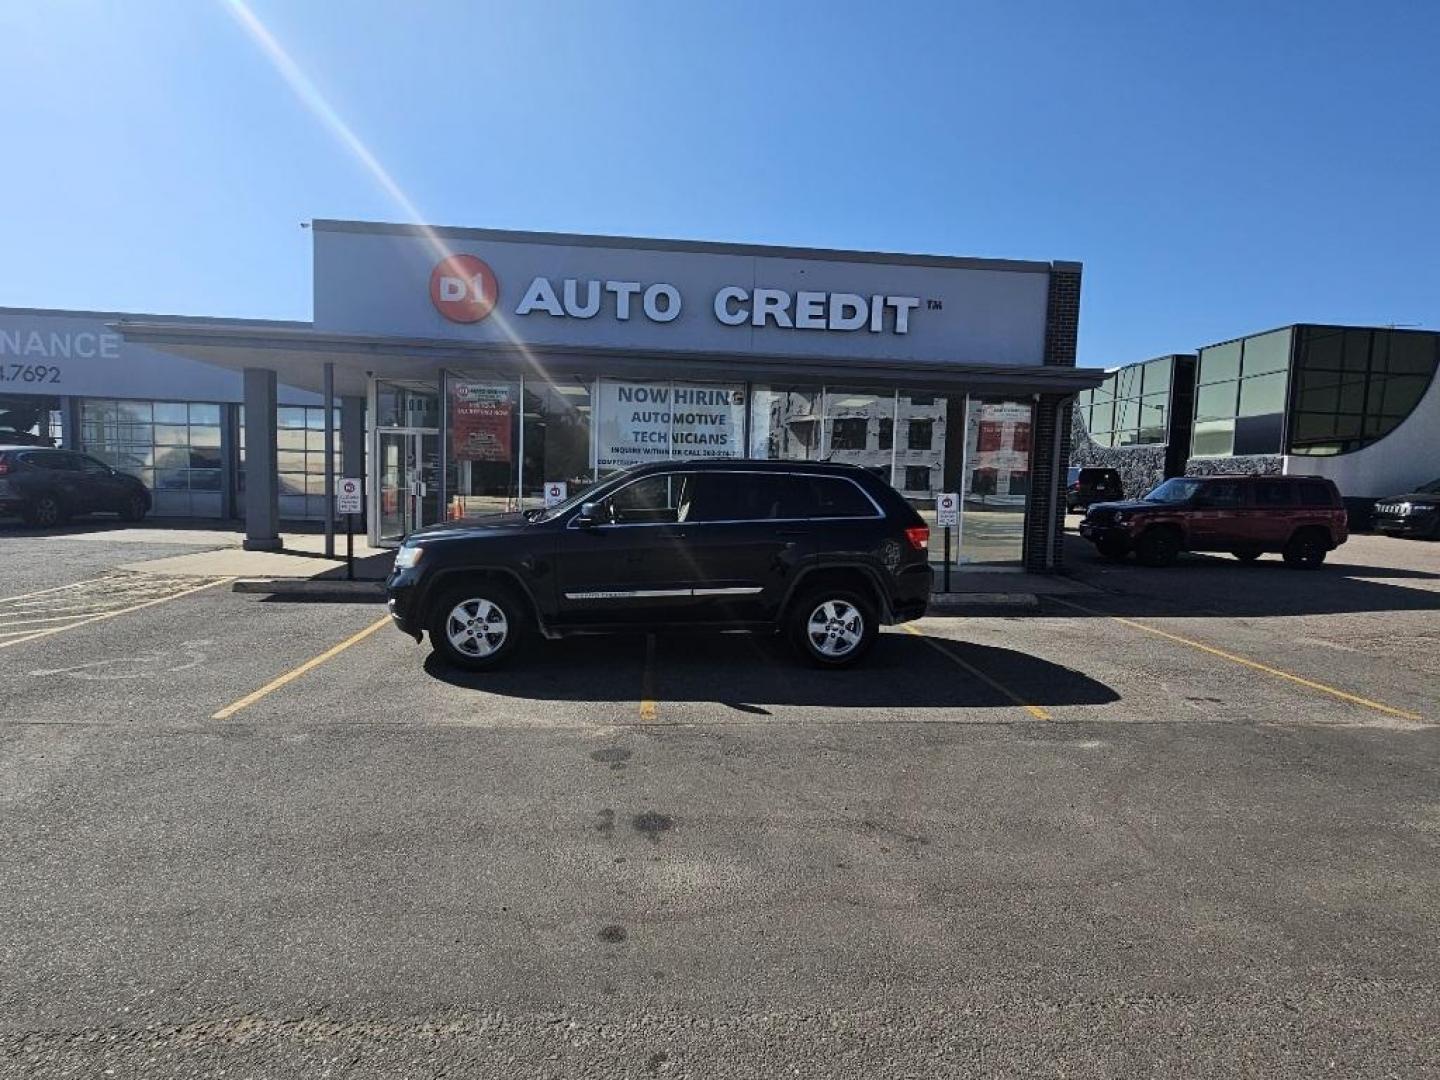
1079;475;1347;568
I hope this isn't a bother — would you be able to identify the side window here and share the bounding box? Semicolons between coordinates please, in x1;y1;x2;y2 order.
1200;480;1244;508
27;450;77;472
598;473;693;525
1254;481;1297;507
79;455;112;476
795;475;877;519
686;473;789;522
1299;481;1334;507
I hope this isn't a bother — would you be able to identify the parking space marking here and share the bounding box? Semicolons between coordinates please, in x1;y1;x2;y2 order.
211;614;392;720
1048;596;1424;723
901;623;1052;721
0;576;235;650
0;575;116;605
639;633;659;721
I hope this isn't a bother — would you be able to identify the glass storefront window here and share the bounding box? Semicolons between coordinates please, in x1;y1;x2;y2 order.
85;398;228;518
1238;371;1288;417
959;398;1031;566
1199;341;1242;384
1191;419;1235;457
239;403;341;520
593;379;745;475
820;388;893;472
1240;330;1292;377
748;387;822;462
521;380;593;505
447;378;519;515
1195;380;1238;421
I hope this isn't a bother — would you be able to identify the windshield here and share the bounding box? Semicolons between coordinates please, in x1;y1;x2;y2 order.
530;473;624;522
1143;477;1204;504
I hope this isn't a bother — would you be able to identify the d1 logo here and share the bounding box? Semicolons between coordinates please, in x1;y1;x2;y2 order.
430;254;499;323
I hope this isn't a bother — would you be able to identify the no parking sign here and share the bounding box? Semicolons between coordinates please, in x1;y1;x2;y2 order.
936;491;959;527
336;477;363;515
544;482;568;508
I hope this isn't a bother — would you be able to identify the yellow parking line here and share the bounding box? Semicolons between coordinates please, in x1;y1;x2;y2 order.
902;623;1052;720
1048;596;1423;723
638;633;658;721
211;614;391;720
0;577;235;650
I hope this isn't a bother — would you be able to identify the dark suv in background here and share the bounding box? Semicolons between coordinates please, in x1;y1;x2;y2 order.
0;446;151;527
1079;474;1347;568
1372;478;1440;539
387;460;933;670
1065;466;1123;511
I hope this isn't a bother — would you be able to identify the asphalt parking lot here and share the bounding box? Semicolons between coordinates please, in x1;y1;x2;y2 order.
1;522;1438;1077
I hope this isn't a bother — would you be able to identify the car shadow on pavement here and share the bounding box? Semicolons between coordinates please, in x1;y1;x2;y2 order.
423;630;1119;711
1062;534;1440;618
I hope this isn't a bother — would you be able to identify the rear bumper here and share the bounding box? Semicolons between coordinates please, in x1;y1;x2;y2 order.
889;563;932;622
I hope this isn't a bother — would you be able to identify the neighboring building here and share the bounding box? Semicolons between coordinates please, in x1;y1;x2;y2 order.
1187;325;1440;512
1071;325;1440;514
8;220;1099;572
0;308;337;520
1070;354;1196;497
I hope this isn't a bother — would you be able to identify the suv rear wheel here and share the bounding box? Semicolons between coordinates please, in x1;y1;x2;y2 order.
119;493;148;523
1135;527;1181;567
24;493;66;528
1282;529;1328;569
428;582;528;670
789;587;877;669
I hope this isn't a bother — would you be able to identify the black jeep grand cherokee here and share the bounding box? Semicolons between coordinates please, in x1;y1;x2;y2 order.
386;460;932;670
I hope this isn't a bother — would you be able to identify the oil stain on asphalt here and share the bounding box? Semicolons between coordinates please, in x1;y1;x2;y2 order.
632;811;673;841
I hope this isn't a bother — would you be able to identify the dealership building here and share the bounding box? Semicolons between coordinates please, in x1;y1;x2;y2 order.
1;220;1100;571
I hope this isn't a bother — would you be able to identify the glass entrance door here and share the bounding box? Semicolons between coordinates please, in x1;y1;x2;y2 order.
377;430;439;542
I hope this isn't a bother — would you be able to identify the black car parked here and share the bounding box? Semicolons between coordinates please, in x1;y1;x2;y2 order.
1066;466;1123;511
1372;478;1440;539
0;446;151;527
387;460;934;670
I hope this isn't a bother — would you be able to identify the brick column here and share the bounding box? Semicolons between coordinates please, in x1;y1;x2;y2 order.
1024;262;1082;572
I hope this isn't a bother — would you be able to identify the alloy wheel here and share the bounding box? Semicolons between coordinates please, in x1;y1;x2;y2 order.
445;598;509;658
806;599;864;658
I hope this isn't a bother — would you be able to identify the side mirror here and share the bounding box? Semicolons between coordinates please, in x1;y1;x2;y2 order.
575;501;600;527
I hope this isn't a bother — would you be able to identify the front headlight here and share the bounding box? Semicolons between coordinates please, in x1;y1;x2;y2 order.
1112;511;1131;524
394;545;424;569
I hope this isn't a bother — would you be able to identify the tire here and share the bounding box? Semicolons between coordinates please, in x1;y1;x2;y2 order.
1095;540;1129;562
1134;527;1181;567
1282;530;1328;569
788;586;878;669
427;582;529;671
23;493;66;528
119;493;148;523
1233;546;1263;562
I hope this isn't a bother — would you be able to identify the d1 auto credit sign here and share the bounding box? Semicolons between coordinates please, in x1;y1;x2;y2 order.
594;382;745;470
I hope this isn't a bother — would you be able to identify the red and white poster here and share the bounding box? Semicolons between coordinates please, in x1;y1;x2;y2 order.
451;383;513;462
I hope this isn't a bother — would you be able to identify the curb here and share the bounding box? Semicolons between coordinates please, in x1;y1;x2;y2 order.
233;578;387;599
927;592;1040;612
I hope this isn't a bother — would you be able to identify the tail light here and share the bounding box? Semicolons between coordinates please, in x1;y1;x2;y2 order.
904;525;929;551
0;455;10;476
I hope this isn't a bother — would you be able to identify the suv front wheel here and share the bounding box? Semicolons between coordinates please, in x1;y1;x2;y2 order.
789;587;878;669
428;583;528;670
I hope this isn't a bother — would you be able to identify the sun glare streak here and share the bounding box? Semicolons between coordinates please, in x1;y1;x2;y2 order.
220;0;567;397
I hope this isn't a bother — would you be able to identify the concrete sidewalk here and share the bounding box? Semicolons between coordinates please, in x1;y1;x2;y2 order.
123;531;394;584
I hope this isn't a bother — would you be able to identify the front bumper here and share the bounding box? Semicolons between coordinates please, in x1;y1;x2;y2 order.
385;568;423;640
1078;521;1133;545
1374;511;1438;537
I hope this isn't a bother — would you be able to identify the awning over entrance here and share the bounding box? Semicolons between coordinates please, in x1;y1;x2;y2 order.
114;320;1107;397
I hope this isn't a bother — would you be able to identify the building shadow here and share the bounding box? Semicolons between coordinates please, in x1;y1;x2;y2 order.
1061;533;1440;618
423;630;1119;712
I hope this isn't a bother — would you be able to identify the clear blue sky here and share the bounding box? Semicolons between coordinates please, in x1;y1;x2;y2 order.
1;1;1436;366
